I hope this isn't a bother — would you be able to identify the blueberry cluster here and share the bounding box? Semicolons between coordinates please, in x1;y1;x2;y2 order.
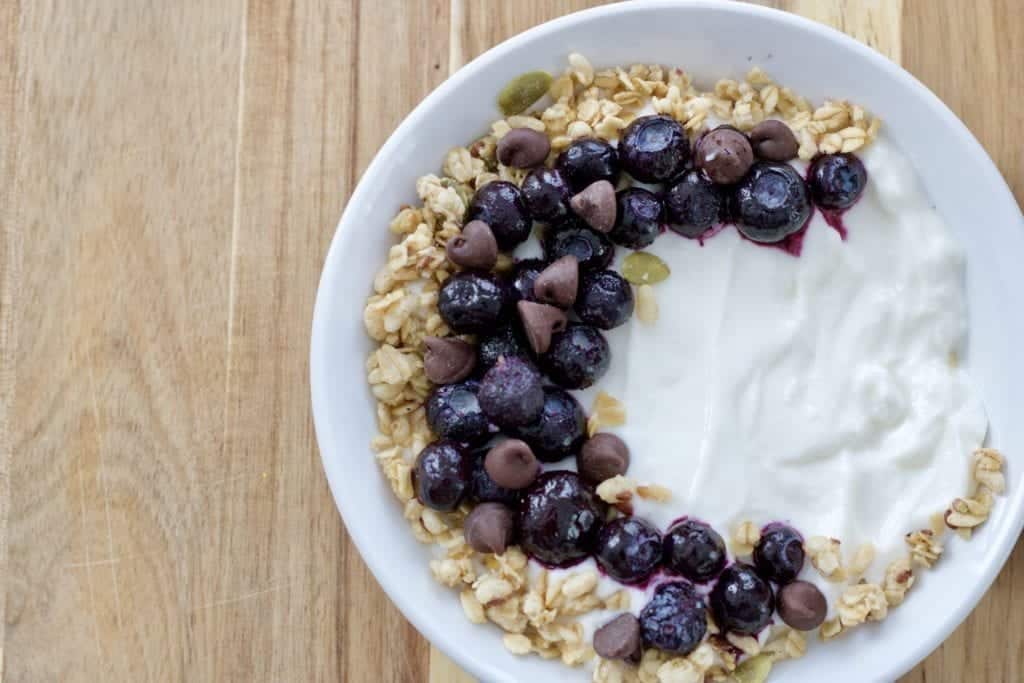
407;120;849;664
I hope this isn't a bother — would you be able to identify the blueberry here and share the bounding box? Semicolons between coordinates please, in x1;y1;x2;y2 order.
510;258;547;303
426;380;495;445
753;523;805;585
808;153;867;210
477;324;530;371
663;519;727;583
610;188;663;249
543;219;614;272
540;324;610;389
515;387;586;462
709;564;774;635
519;471;606;567
618;115;690;183
665;170;724;237
469;450;522;507
556;138;620;191
595;517;663;585
575;270;635;330
438;271;511;334
467;180;533;249
478;356;544;428
639;582;707;654
732;162;811;243
521;167;573;222
413;440;473;511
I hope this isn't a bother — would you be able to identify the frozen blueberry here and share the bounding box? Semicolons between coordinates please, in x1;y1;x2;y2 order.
469;449;523;507
515;387;586;462
753;523;805;585
709;564;774;635
639;582;707;655
575;270;635;330
618;115;690;183
665;170;724;237
413;440;473;512
467;180;533;249
540;324;610;389
477;324;530;371
556;138;620;191
543;219;614;272
426;380;494;445
732;162;811;243
521;167;573;223
610;188;663;249
509;258;547;303
478;356;544;429
438;271;511;334
663;519;727;583
595;517;663;585
519;471;606;567
808;153;867;210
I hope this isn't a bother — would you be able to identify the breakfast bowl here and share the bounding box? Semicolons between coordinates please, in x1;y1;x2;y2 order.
310;2;1024;681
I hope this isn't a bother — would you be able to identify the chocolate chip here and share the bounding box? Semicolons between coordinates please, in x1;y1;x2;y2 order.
577;433;630;484
533;255;579;308
463;502;516;554
517;300;568;354
695;126;754;185
570;180;616;233
446;220;498;270
749;120;799;162
776;580;827;631
484;439;539;489
593;613;641;661
496;128;552;168
422;336;476;384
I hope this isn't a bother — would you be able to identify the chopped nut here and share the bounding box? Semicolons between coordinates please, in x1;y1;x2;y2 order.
503;633;533;655
837;582;888;627
597;475;636;511
847;542;876;579
973;447;1006;493
806;536;844;578
731;521;761;557
906;529;943;568
882;556;915;606
637;483;672;503
590;391;627;436
636;284;658;324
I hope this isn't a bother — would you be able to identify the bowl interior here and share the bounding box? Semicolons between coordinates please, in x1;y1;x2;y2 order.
311;3;1024;681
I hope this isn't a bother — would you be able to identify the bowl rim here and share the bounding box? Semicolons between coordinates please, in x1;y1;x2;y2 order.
311;1;1024;680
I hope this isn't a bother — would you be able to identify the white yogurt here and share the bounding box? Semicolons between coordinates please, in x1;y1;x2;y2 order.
569;136;987;600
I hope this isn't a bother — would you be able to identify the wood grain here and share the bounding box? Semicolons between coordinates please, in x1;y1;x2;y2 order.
1;1;1020;682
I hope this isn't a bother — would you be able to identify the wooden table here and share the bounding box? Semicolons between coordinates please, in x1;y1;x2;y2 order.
2;1;1021;681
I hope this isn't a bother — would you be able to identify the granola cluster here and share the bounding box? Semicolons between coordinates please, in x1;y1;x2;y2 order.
360;53;1006;683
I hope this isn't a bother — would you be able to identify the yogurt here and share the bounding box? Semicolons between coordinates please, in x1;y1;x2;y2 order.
574;136;987;594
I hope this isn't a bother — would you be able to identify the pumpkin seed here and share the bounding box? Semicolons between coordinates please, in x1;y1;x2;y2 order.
498;71;553;116
734;655;773;683
621;252;670;285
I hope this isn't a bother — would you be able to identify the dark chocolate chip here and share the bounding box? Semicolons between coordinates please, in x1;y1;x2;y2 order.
497;128;552;168
593;613;642;661
446;220;499;270
570;180;617;233
749;120;799;162
533;255;579;309
463;502;516;555
484;439;539;490
695;126;754;185
577;433;630;484
423;336;477;384
517;300;568;355
776;580;827;631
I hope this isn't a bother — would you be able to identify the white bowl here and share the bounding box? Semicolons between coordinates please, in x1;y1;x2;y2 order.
311;2;1024;681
